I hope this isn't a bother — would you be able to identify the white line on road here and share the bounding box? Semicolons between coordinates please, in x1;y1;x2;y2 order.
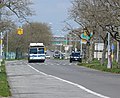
27;63;110;98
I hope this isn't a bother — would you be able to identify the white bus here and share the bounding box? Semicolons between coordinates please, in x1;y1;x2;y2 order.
28;43;46;63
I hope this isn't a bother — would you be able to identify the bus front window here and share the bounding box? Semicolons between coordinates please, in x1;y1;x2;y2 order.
30;48;37;54
38;48;44;54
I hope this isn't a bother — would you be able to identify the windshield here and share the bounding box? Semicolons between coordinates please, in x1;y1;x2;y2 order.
38;48;44;54
72;53;80;56
29;48;44;54
30;48;37;54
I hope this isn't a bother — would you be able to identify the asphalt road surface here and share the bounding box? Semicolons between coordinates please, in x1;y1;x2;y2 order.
6;59;120;98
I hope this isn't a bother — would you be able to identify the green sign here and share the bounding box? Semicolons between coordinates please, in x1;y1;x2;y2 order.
80;33;93;40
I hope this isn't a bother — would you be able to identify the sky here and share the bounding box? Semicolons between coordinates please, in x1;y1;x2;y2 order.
29;0;79;36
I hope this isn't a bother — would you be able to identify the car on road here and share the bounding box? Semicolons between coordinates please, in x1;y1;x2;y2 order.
53;51;64;59
70;52;82;63
45;54;51;59
53;53;64;59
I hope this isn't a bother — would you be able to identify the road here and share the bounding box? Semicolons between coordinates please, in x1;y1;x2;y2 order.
6;59;120;98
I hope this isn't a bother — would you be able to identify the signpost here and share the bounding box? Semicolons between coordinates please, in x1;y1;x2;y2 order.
80;32;93;55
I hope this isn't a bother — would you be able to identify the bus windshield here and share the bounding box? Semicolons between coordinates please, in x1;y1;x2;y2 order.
38;48;44;54
30;48;37;54
29;47;44;54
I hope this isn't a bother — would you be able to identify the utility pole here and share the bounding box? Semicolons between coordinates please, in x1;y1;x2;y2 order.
0;6;3;66
116;41;119;62
65;34;68;59
107;32;112;68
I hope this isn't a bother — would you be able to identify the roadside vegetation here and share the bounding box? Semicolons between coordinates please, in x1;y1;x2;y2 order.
0;60;11;97
65;0;120;70
3;22;53;59
78;59;120;74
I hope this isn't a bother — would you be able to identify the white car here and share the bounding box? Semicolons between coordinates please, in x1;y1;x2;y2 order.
45;54;51;59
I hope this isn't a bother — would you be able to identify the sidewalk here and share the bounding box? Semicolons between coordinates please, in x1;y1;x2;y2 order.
6;60;102;98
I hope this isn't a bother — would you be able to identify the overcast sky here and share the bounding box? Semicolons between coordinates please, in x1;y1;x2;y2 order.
29;0;78;36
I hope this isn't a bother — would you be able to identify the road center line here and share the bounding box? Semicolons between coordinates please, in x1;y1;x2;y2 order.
27;63;110;98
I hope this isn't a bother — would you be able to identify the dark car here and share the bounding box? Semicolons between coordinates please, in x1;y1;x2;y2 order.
70;52;82;63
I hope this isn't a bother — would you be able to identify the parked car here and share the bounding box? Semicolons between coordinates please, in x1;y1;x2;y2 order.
70;52;82;63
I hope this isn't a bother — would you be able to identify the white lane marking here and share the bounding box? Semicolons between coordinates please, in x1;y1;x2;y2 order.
27;63;110;98
27;64;47;76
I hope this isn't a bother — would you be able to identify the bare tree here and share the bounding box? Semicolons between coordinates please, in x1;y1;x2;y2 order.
70;0;120;65
0;0;33;21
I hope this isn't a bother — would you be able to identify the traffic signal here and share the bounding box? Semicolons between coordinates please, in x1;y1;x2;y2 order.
17;28;23;35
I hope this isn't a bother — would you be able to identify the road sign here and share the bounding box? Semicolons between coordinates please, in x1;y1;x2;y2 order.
81;33;90;40
81;39;87;44
0;39;2;45
111;44;114;50
80;32;93;40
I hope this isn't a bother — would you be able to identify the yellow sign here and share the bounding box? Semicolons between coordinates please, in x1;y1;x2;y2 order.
44;47;47;52
81;39;87;44
84;31;87;36
82;39;87;42
0;40;2;45
17;28;23;35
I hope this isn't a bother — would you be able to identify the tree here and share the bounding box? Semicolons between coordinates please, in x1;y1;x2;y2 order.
0;0;34;37
69;0;120;65
0;0;34;59
0;0;33;21
5;22;53;54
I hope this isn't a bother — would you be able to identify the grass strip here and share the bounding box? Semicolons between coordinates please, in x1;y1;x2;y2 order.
78;59;120;74
0;61;11;97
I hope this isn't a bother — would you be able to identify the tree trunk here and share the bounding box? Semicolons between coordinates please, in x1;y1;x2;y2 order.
87;42;94;62
15;48;19;59
101;41;107;65
85;41;94;63
118;42;120;68
85;45;89;63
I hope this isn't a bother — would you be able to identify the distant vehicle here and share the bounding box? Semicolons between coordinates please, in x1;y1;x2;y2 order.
28;43;46;63
53;51;64;59
45;54;50;59
53;54;64;59
50;50;54;52
70;52;82;63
